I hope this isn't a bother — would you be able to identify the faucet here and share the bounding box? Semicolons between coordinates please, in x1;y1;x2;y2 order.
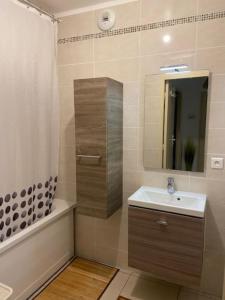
167;177;175;194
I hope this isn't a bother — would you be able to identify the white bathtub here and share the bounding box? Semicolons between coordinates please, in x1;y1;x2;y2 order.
0;199;76;300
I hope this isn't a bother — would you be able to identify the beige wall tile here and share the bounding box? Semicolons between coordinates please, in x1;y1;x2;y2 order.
58;40;93;65
210;75;225;101
95;58;139;82
123;81;140;105
76;214;96;259
208;102;225;129
198;0;225;14
60;125;75;148
59;161;76;183
196;47;225;74
58;63;94;87
208;128;225;154
123;127;138;150
142;171;190;191
58;12;95;39
94;33;139;62
55;181;76;202
197;19;225;49
141;0;197;23
124;149;138;171
124;104;139;127
140;23;196;56
123;171;144;193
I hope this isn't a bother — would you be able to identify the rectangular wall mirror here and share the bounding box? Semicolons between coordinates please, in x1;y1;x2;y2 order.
144;70;209;172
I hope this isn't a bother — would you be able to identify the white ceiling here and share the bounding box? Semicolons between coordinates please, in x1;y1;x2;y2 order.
30;0;120;14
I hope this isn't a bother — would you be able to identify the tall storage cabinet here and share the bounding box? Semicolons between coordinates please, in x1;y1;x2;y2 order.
74;78;123;218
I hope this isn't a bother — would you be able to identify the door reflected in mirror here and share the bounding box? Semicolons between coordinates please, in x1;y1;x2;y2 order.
144;71;209;172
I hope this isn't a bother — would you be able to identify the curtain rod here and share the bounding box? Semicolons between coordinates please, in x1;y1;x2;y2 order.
17;0;60;23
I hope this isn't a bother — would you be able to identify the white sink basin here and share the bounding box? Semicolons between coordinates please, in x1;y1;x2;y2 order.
128;186;207;218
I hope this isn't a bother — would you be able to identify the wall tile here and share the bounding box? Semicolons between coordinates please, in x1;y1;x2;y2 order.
198;0;225;14
123;127;138;150
208;102;225;129
123;104;139;127
95;58;139;82
141;0;198;23
55;181;76;202
124;149;138;171
123;81;140;105
140;23;196;56
196;47;225;74
58;63;94;87
197;19;225;49
58;40;93;65
76;214;96;259
210;75;225;102
208;128;225;154
58;12;95;39
94;33;139;62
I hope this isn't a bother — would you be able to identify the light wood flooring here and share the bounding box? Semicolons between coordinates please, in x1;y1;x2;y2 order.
35;257;118;300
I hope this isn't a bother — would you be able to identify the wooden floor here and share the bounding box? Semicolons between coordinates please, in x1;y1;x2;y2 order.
35;258;118;300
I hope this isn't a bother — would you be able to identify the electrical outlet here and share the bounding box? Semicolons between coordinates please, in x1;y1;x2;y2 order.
211;157;224;169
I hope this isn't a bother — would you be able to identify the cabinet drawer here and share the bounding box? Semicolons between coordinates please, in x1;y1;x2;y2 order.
128;206;205;287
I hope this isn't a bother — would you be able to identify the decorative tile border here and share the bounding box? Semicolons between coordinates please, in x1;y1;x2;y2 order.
58;10;225;45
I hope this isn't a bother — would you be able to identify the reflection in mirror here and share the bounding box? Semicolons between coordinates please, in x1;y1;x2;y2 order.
144;71;209;172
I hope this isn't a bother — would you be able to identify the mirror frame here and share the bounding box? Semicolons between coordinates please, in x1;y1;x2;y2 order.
144;70;210;173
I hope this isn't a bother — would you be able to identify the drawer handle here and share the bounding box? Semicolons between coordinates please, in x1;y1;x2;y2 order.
76;155;101;160
156;220;168;226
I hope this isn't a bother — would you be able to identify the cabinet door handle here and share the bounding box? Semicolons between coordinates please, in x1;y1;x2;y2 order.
76;155;101;160
156;220;168;226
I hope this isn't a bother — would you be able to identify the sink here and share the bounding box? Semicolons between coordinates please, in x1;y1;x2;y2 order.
128;186;207;218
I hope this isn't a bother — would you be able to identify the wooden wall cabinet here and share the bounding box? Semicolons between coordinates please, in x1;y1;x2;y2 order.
74;78;123;219
128;206;205;287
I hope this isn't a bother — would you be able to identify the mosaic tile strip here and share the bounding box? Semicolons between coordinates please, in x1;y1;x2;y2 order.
0;175;58;243
58;10;225;45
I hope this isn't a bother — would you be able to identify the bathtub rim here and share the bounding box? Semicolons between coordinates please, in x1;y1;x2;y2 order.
0;199;76;256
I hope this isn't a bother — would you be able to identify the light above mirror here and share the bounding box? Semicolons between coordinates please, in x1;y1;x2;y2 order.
160;64;189;73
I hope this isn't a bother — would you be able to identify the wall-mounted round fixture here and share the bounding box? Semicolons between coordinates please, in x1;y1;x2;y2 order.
97;9;116;31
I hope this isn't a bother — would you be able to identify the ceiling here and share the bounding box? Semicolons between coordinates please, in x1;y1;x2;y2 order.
30;0;118;14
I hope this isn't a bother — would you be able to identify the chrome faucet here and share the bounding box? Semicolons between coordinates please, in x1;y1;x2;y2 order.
167;177;175;194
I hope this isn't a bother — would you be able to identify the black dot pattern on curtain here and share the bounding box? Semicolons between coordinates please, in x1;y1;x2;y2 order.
0;175;58;243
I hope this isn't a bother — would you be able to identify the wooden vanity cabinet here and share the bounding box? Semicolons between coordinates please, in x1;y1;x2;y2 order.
128;206;205;287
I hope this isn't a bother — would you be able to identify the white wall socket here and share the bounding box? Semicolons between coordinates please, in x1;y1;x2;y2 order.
211;157;224;169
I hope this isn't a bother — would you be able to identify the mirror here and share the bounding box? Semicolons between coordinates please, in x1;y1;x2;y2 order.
144;71;209;172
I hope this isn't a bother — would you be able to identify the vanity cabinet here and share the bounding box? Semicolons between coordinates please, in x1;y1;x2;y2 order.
128;206;205;287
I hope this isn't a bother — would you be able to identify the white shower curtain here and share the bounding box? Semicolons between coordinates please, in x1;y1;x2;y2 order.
0;0;59;241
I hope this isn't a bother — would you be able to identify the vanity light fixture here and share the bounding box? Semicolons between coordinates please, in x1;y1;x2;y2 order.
160;64;189;73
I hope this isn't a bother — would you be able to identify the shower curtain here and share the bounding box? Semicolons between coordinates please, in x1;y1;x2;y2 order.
0;0;59;242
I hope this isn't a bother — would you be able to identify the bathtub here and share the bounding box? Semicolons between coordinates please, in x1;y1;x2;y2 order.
0;199;76;300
